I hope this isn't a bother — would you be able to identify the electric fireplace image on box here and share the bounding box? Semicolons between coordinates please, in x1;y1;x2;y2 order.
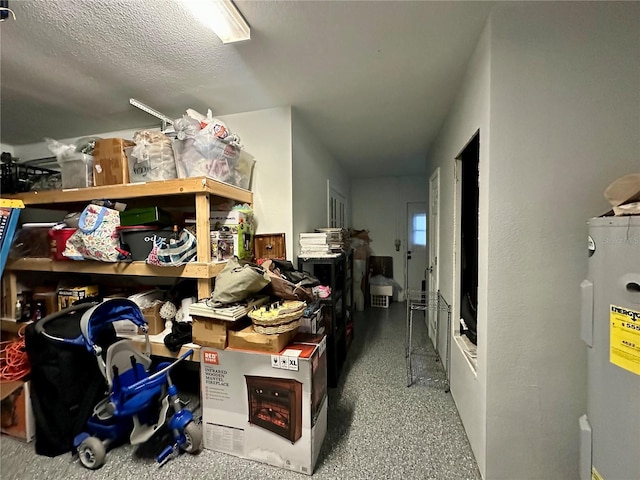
245;376;302;443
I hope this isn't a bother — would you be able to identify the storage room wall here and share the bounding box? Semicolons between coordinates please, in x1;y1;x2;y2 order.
350;175;427;302
219;107;295;259
1;143;15;155
485;3;639;479
291;108;350;260
428;2;640;479
425;20;491;477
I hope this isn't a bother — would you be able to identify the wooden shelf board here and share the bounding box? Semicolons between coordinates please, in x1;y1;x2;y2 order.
5;258;226;279
0;318;28;334
3;176;252;206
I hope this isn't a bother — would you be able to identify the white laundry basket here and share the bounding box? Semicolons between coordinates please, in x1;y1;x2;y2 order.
370;285;393;308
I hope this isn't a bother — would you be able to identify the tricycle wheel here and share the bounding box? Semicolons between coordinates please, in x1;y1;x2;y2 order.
181;421;202;454
78;436;106;470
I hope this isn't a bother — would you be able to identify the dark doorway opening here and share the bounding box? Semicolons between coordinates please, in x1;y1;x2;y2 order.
459;132;479;345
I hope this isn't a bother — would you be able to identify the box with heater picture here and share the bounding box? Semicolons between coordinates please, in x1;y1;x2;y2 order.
200;334;327;475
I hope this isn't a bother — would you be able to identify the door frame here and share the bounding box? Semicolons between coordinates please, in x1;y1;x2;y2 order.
428;168;440;347
405;201;427;300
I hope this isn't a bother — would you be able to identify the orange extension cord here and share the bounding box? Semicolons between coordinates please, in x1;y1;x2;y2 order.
0;324;30;382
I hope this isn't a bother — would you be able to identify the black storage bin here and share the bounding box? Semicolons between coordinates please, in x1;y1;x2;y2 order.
25;304;116;457
118;226;173;261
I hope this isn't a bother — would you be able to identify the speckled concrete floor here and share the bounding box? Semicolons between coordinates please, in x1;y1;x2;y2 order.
1;302;480;480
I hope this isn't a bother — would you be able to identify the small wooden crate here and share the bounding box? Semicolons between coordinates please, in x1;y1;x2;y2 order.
254;233;286;261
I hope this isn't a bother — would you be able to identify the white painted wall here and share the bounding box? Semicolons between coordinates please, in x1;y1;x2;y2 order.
426;21;491;477
1;143;15;155
428;3;640;479
351;176;427;300
291;109;350;260
220;107;294;259
486;4;639;479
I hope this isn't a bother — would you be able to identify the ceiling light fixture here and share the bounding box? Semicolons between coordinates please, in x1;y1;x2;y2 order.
175;0;250;44
129;98;174;132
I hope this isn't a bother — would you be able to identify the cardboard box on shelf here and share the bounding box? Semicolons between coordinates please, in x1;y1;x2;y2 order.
93;138;135;186
227;324;299;353
210;230;235;263
142;301;166;335
184;210;254;261
192;316;251;349
200;334;327;475
0;380;35;442
210;210;253;227
57;285;99;310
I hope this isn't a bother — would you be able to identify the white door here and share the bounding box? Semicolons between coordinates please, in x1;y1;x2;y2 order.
428;169;440;347
406;202;427;295
328;182;347;228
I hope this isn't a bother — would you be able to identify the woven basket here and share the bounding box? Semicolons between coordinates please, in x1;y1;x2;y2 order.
253;317;301;334
249;300;305;334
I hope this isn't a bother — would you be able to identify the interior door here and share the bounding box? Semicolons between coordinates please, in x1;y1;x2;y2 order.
406;202;427;296
428;169;440;347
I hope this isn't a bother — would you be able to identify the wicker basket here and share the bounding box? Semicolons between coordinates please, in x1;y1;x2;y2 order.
253;317;302;334
249;300;305;334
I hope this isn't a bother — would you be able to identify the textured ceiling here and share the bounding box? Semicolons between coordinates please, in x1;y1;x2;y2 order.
0;0;495;177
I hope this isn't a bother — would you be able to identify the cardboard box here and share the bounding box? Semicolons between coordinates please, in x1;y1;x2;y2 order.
57;284;99;310
1;380;35;442
210;211;254;261
185;211;254;261
111;300;165;336
142;301;166;335
210;210;253;227
210;230;235;263
228;324;299;353
200;334;327;475
192;316;250;349
93;138;135;186
299;307;325;335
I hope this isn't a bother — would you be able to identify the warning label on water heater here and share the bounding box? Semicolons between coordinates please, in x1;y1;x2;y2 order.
610;305;640;376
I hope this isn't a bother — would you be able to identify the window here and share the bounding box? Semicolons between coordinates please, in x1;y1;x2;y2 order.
413;213;426;246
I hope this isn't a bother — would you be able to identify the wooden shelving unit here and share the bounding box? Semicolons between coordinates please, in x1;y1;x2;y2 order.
1;176;253;320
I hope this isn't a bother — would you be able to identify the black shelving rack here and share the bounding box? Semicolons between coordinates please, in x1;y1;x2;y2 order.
298;251;353;387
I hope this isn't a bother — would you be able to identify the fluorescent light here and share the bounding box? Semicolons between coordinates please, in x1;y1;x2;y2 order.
176;0;250;44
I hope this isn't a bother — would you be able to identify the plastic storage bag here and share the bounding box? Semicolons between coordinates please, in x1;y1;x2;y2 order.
126;131;177;183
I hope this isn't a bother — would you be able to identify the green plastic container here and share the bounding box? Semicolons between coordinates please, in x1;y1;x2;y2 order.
119;207;173;227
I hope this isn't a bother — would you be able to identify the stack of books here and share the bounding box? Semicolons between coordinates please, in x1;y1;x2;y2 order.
299;232;332;257
316;227;349;252
189;296;269;321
